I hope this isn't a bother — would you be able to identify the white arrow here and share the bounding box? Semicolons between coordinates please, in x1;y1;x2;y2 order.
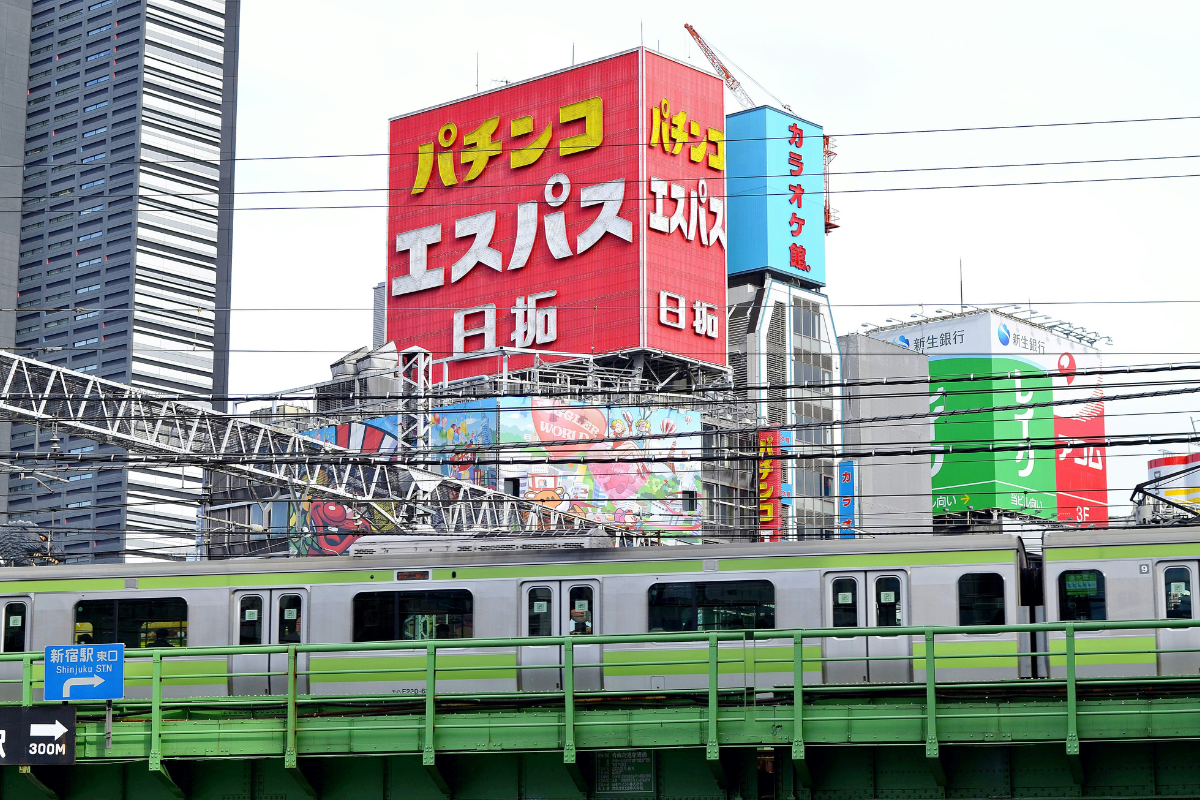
29;720;68;740
61;675;103;697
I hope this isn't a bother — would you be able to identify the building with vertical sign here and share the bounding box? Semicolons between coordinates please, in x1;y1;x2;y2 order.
203;50;760;553
725;106;839;539
386;49;728;382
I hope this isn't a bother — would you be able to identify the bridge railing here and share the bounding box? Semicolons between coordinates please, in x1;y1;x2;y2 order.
5;619;1200;761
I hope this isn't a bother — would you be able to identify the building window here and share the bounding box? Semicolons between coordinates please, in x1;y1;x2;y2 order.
74;597;187;647
647;580;774;632
352;590;473;642
1058;570;1106;621
958;573;1005;625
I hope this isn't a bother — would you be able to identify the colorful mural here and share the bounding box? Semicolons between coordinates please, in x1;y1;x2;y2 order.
429;400;498;488
498;399;702;534
284;418;401;556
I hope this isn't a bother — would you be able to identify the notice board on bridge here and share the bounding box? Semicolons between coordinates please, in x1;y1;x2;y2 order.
595;749;655;794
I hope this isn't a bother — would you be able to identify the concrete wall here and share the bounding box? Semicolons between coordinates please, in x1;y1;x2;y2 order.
839;333;932;535
0;0;30;522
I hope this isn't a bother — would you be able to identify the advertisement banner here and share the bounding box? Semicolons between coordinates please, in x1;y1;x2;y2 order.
279;418;403;556
386;50;727;381
497;399;702;534
877;311;1107;524
726;106;826;286
837;459;856;536
758;429;782;541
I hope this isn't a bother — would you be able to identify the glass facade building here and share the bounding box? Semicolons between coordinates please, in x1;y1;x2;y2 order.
6;0;239;561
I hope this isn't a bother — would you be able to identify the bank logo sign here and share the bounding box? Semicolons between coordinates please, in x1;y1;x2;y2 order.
997;323;1011;346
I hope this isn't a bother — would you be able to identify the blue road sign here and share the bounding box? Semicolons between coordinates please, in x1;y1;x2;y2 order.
43;644;124;701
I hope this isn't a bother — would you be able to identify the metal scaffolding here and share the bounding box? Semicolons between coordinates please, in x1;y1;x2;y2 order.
0;351;625;538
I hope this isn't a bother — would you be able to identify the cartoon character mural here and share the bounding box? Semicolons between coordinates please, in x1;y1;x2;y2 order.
429;400;498;488
288;418;400;556
499;399;702;535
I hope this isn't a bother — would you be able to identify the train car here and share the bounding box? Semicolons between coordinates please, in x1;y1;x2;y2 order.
1042;528;1200;678
0;533;1031;700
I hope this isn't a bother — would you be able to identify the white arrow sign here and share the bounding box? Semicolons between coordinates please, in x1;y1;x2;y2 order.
61;675;103;697
29;720;68;740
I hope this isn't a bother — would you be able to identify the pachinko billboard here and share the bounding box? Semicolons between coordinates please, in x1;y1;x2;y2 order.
386;49;727;380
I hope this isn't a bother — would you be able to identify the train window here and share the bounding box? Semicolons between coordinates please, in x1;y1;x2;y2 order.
3;602;27;652
958;574;1005;625
875;577;902;627
74;598;187;647
1058;570;1106;621
648;581;774;632
1165;567;1192;620
239;596;263;645
832;578;858;627
568;585;593;635
278;594;303;644
352;590;473;642
528;587;553;636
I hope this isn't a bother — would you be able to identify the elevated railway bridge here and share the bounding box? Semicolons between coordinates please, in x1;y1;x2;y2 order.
5;620;1200;800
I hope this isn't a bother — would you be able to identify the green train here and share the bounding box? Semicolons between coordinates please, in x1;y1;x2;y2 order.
0;529;1189;698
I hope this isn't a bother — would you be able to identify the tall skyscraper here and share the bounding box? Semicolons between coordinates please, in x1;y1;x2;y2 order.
7;0;240;561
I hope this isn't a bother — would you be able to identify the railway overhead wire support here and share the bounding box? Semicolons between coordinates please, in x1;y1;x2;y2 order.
0;351;629;539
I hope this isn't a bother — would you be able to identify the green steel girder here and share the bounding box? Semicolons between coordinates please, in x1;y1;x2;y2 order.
64;697;1200;761
9;746;1200;800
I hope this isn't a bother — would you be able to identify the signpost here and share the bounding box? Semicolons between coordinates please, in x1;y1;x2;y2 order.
43;644;125;702
0;707;76;765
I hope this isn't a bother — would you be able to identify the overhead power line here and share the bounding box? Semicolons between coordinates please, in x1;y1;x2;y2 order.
9;112;1200;169
14;171;1200;214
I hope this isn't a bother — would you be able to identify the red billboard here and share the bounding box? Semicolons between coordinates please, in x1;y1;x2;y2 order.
386;49;727;380
758;429;782;541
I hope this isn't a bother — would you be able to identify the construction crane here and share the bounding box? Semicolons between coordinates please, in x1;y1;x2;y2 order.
684;24;839;233
684;24;756;111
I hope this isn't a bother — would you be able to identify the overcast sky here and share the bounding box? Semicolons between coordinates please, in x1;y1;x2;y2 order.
227;0;1200;515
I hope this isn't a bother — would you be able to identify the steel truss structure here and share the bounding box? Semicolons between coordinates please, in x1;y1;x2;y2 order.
0;351;625;538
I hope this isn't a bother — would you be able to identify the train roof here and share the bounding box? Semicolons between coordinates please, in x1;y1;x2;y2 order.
0;534;1025;585
1043;527;1200;552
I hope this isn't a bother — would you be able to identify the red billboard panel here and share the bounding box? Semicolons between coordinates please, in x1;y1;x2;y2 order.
1053;352;1108;525
386;50;726;381
758;429;782;541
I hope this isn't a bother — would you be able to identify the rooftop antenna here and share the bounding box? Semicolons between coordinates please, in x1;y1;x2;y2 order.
476;53;479;93
572;42;575;66
959;258;964;313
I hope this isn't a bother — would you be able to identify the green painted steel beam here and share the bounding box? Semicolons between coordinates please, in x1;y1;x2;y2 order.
57;695;1200;762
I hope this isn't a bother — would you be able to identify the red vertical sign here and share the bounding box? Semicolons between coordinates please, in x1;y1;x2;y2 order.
1053;352;1109;525
758;429;782;541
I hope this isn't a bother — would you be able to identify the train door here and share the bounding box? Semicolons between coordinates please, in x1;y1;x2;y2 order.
0;597;30;702
230;589;308;696
823;572;911;683
1157;562;1199;676
866;573;912;683
824;573;867;683
518;580;600;692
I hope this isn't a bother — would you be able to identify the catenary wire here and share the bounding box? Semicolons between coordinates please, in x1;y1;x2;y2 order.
11;112;1200;169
